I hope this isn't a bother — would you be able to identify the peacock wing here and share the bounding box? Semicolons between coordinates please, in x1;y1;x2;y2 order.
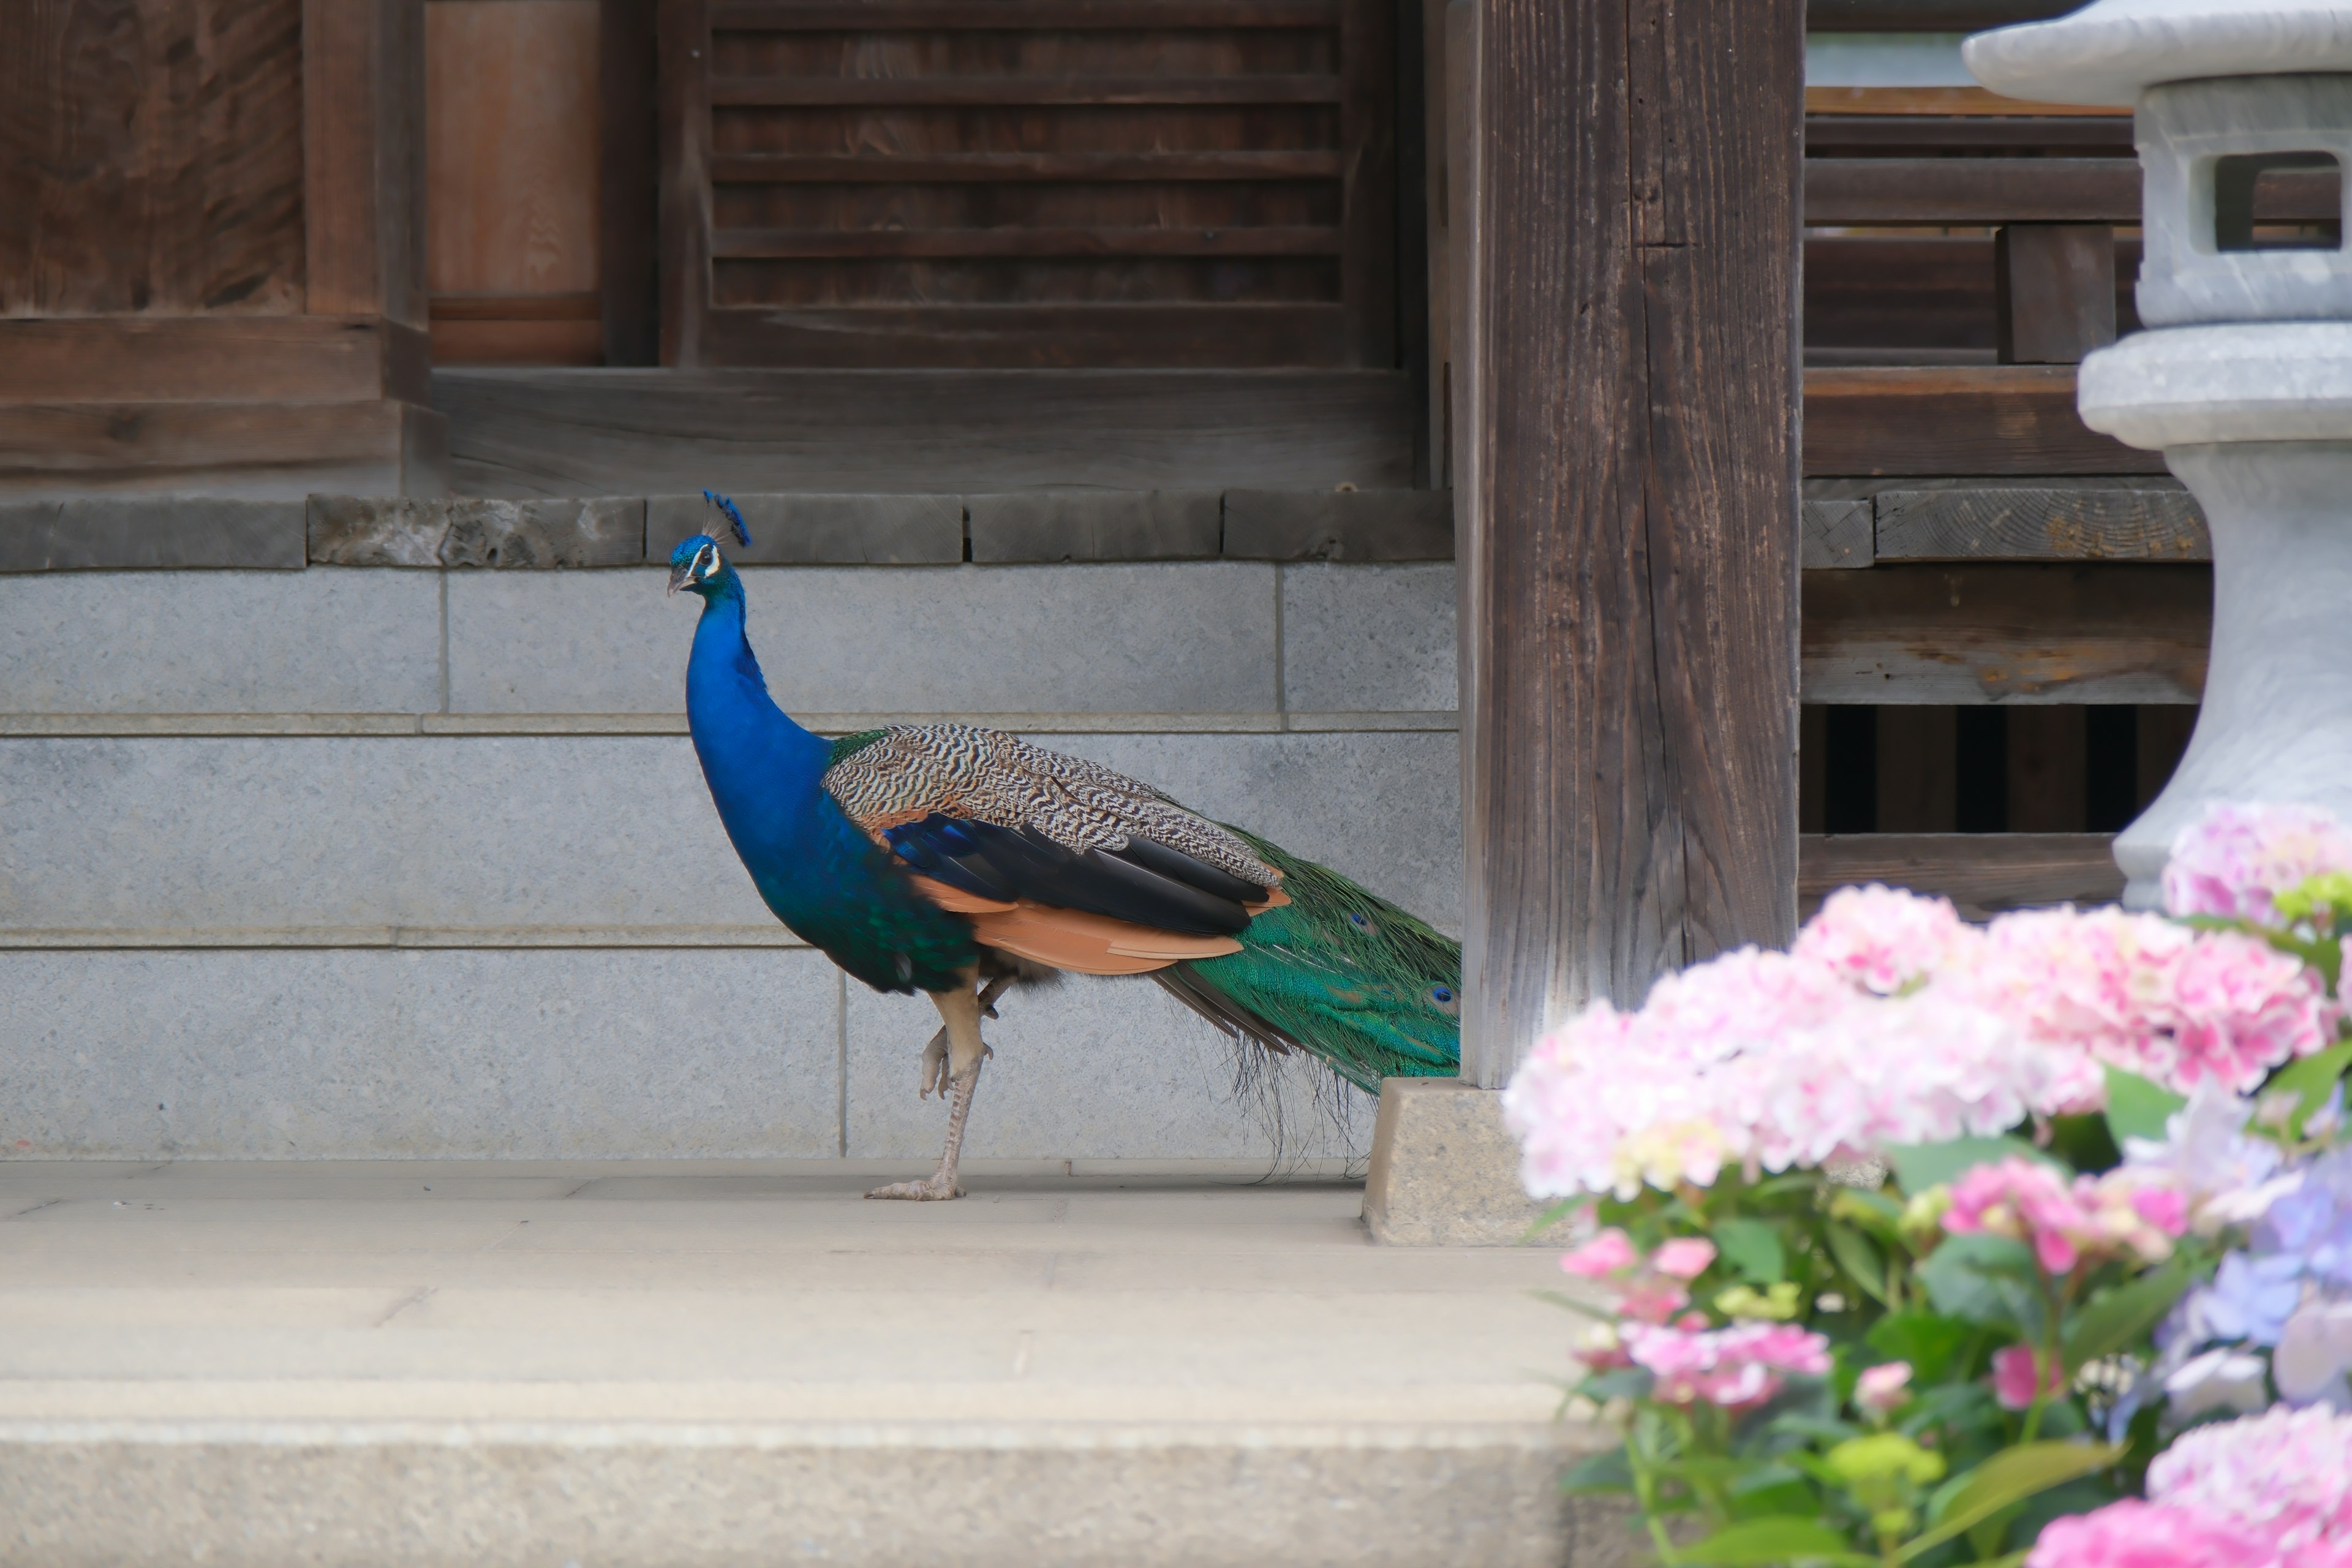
820;723;1280;938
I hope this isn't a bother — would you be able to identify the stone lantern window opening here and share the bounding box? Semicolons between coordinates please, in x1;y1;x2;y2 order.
2212;151;2343;254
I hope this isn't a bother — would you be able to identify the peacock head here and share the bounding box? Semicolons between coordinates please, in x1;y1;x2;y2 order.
667;533;726;597
669;489;755;598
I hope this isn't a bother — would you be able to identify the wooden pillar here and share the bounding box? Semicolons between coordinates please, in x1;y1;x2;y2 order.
1455;0;1804;1087
0;0;442;498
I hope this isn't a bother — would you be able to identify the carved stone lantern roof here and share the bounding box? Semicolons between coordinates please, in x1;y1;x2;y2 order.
1966;1;2352;107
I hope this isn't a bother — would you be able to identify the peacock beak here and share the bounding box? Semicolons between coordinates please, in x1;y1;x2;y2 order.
667;561;695;596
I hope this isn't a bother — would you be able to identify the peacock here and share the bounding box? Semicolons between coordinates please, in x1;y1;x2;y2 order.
668;497;1460;1200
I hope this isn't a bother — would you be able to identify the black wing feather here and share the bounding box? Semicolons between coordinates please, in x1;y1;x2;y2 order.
884;814;1251;937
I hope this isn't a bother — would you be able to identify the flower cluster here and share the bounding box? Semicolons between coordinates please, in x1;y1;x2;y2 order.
1621;1319;1833;1410
1962;906;2331;1095
2165;803;2352;929
1942;1156;2188;1274
2032;1407;2352;1568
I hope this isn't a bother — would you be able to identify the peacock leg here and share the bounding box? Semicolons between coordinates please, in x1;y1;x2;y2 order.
867;976;992;1201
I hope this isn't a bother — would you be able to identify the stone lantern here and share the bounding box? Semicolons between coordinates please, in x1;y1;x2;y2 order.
1967;2;2352;905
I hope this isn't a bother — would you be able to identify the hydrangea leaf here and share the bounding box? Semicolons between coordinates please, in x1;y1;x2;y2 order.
2060;1257;2193;1374
1678;1515;1874;1567
1917;1234;2045;1336
1712;1217;1789;1285
2101;1066;2187;1146
1896;1442;2123;1561
1887;1137;2059;1197
2266;1041;2352;1139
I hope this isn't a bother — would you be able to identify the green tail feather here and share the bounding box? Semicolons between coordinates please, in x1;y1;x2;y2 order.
1155;824;1460;1094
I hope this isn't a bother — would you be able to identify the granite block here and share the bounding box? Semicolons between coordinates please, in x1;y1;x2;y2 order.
0;569;441;714
0;948;841;1158
0;736;773;933
311;497;646;568
846;972;1371;1162
0;497;307;571
1361;1079;1562;1246
1223;490;1454;562
967;491;1221;562
448;563;1278;715
646;494;964;565
1801;498;1874;568
1282;564;1457;712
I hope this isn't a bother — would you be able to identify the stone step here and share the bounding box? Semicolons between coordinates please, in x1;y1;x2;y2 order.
0;1164;1610;1567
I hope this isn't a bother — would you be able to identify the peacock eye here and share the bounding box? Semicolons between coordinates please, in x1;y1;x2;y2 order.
1427;983;1459;1016
1347;911;1373;930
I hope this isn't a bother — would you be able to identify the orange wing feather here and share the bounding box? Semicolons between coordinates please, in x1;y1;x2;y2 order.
903;875;1243;976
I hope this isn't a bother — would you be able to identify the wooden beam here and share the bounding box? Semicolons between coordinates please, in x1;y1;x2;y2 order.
1804;116;2135;150
709;226;1346;258
707;74;1344;106
1872;487;2209;562
601;0;660;366
1803;367;2165;476
1807;156;2332;226
1800;832;2122;919
1457;0;1801;1085
1997;224;2117;364
303;0;429;326
1802;564;2211;705
712;0;1343;26
0;318;429;405
1804;0;2076;28
707;151;1349;183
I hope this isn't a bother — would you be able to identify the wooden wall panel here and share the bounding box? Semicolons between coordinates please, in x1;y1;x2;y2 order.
0;0;306;317
304;0;429;326
426;0;602;363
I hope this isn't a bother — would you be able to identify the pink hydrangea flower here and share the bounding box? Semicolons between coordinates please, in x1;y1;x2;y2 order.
1651;1238;1718;1280
2149;1405;2352;1554
2165;802;2352;927
1943;1158;2188;1274
1990;1345;2067;1411
1559;1228;1637;1279
1855;1360;1913;1417
1794;884;1972;996
2027;1499;2275;1568
1623;1321;1832;1410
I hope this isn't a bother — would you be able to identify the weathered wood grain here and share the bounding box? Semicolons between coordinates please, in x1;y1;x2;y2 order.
1806;1;2076;27
0;398;447;499
0;317;429;404
1803;367;2165;477
656;0;710;364
1996;224;2115;365
1802;499;1872;568
1456;0;1801;1085
714;0;1343;25
1874;487;2210;562
1804;116;2134;151
433;366;1417;494
304;0;429;326
0;0;306;317
1799;832;2122;920
424;0;600;364
1807;156;2332;227
1802;564;2211;705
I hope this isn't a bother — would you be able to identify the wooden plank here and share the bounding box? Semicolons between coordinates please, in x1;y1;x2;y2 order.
2008;706;2087;832
1877;707;1957;832
433;366;1416;494
1802;498;1873;568
657;0;713;364
424;2;601;302
0;0;306;318
0;317;429;405
1800;832;2123;919
304;0;430;326
1337;0;1396;368
1806;86;2128;118
430;293;603;322
1802;564;2211;705
1803;366;2166;476
602;0;661;364
1806;158;2139;225
1456;0;1800;1084
709;151;1348;182
710;225;1343;257
1874;487;2210;562
686;303;1353;368
706;73;1343;105
1805;116;2135;150
1996;223;2116;364
0;399;445;499
1805;1;2077;27
712;0;1343;26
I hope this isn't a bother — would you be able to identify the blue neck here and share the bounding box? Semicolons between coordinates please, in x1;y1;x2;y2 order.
686;567;829;790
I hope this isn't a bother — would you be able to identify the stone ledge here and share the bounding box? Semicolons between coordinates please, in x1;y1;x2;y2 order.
1224;489;1456;561
1362;1078;1567;1247
309;496;644;568
0;497;306;571
968;489;1221;562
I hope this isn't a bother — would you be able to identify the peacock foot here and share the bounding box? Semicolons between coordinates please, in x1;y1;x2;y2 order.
865;1174;964;1201
918;1032;990;1099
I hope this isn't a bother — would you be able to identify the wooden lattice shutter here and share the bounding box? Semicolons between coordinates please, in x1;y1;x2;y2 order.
657;0;1394;368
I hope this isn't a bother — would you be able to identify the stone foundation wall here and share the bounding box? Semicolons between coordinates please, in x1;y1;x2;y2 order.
0;497;1459;1161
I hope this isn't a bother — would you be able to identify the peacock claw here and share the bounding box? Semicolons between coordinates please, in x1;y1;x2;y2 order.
865;1174;964;1201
